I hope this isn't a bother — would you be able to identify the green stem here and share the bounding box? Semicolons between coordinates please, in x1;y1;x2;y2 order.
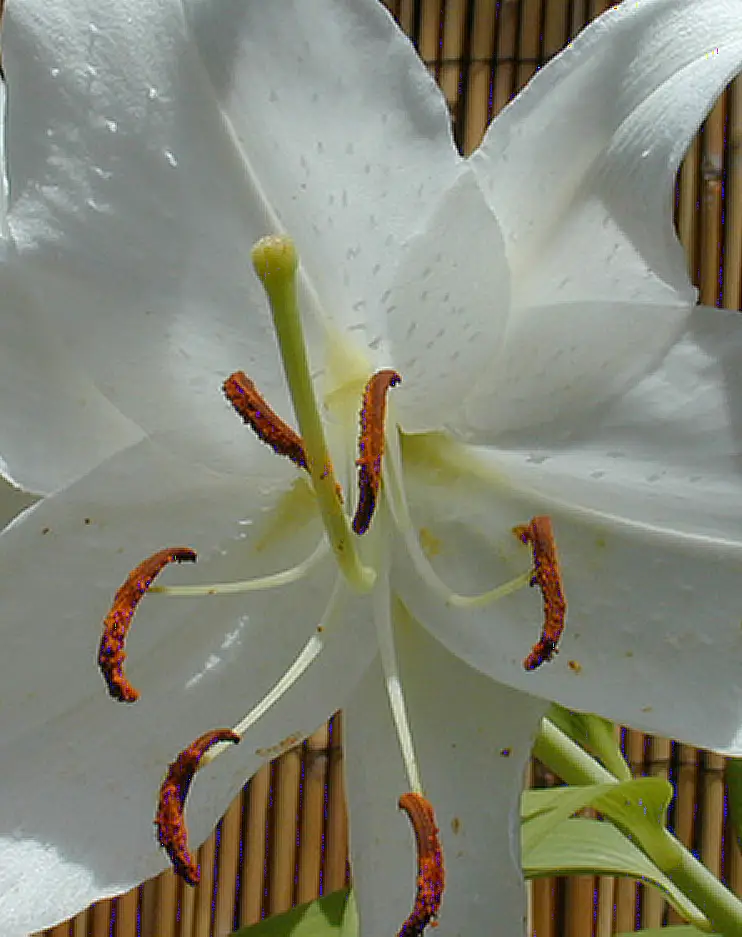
252;236;375;593
534;718;742;936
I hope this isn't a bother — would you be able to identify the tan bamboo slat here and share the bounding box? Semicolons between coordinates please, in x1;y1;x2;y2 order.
296;726;330;904
462;0;497;154
193;831;217;937
114;886;139;936
668;744;701;926
267;744;302;915
699;97;727;307
642;737;672;929
493;0;520;114
516;0;541;90
240;764;271;926
213;796;244;936
542;0;569;59
724;75;742;310
324;713;350;895
176;867;196;937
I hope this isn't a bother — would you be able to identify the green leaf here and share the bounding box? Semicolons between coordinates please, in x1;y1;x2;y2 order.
230;889;356;937
726;758;742;851
615;928;719;937
522;776;677;870
524;817;710;930
545;705;631;781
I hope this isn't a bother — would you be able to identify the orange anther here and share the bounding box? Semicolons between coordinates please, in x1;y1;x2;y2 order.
98;547;197;702
223;371;307;471
513;516;567;670
155;729;240;885
397;792;445;937
353;369;401;535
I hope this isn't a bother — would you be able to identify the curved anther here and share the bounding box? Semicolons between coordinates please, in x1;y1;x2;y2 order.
98;547;197;702
155;728;240;885
223;370;308;470
398;792;445;937
513;516;567;670
353;369;401;535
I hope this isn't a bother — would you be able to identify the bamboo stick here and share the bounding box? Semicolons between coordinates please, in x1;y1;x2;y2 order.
71;910;89;937
570;0;589;39
114;885;139;936
324;713;349;894
493;0;519;114
668;744;700;925
564;873;595;937
677;136;702;280
91;898;113;937
142;869;177;937
642;736;672;929
438;0;467;116
542;0;569;60
595;876;615;937
395;0;415;38
516;0;541;91
463;0;497;153
614;730;645;934
724;76;742;311
213;795;244;936
297;726;330;904
418;0;442;72
701;752;726;880
240;764;271;926
268;745;302;915
192;832;216;937
699;96;726;307
176;871;196;937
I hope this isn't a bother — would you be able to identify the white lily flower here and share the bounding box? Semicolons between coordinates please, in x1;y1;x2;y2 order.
1;0;742;934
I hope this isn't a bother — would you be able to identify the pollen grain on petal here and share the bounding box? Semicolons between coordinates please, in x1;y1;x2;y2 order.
223;370;308;471
155;728;240;885
513;515;567;671
353;368;401;535
398;792;445;937
98;547;197;702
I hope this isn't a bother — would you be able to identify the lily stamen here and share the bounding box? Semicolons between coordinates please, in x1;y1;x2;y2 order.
155;728;240;885
199;577;347;769
223;370;308;470
513;516;567;670
353;368;401;535
383;428;533;608
398;792;445;937
99;547;197;702
150;537;329;597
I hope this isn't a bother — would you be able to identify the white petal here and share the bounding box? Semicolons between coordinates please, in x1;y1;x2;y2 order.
0;263;145;493
398;441;742;754
472;0;742;283
182;0;461;342
487;304;742;540
3;0;292;470
386;169;510;430
465;0;742;437
345;612;546;936
0;439;374;933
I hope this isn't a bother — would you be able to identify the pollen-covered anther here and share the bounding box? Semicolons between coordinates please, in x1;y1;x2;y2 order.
223;370;308;470
155;728;240;885
98;547;197;702
353;369;401;535
397;792;445;937
513;515;567;671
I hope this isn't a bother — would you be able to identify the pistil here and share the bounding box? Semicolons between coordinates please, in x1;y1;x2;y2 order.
252;235;375;593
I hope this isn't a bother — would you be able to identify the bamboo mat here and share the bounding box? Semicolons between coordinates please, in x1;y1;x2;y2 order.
36;1;742;934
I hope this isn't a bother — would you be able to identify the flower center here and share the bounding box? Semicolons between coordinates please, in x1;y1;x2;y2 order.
96;235;567;932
